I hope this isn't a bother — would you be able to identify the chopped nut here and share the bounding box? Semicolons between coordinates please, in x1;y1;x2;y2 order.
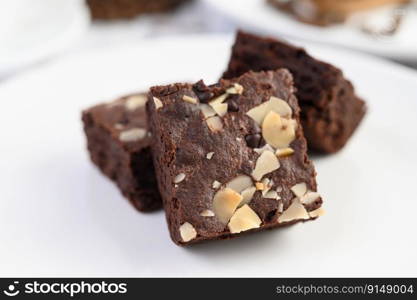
254;143;275;155
125;94;147;111
200;104;216;119
278;198;310;223
210;102;228;117
264;190;279;199
309;207;325;218
255;182;264;190
276;186;283;193
174;173;186;184
153;97;163;110
246;100;270;125
182;95;198;104
206;152;214;159
262;111;295;149
226;83;244;95
269;96;292;118
206;116;223;132
246;96;292;125
212;188;243;224
200;209;215;217
119;128;147;142
276;147;295;157
251;150;280;181
114;123;124;130
228;204;261;234
300;191;320;205
226;175;253;193
291;183;307;197
179;222;197;242
212;180;221;189
240;186;256;206
278;201;284;213
261;178;273;196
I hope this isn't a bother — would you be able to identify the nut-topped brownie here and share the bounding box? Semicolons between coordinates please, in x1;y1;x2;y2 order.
223;31;366;153
82;94;161;212
86;0;191;20
147;70;324;245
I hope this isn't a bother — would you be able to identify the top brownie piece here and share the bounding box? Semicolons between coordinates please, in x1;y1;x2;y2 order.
82;94;161;212
223;31;366;153
147;70;323;245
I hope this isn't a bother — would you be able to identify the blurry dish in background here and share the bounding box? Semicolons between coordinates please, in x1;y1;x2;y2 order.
204;0;417;61
0;0;90;78
268;0;410;27
86;0;192;20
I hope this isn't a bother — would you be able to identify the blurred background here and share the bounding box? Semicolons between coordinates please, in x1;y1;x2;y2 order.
1;0;417;82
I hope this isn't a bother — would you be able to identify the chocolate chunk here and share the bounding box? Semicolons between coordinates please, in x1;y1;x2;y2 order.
245;133;262;148
226;94;240;112
192;80;213;103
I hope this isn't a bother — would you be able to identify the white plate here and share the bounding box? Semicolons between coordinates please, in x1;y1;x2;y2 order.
203;0;417;61
1;35;416;277
0;0;90;78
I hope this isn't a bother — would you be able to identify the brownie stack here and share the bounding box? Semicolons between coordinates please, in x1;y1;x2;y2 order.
82;31;366;245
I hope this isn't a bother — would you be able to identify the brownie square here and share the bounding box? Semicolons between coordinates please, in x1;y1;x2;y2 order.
82;94;161;212
87;0;191;20
223;31;366;153
147;70;324;245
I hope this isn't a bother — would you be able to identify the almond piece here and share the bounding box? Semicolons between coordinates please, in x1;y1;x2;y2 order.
255;182;264;190
262;111;295;149
206;152;214;159
125;94;147;111
309;207;325;218
200;209;215;217
182;95;198;104
269;96;292;118
278;198;310;223
179;222;197;242
119;128;147;142
153;97;163;110
212;180;221;189
251;150;280;181
246;96;292;124
291;183;307;197
228;204;262;234
174;173;186;184
226;83;244;95
212;188;243;224
275;147;294;158
206;116;223;132
264;190;279;199
240;186;257;206
200;104;216;119
300;191;320;205
210;102;228;117
226;175;253;193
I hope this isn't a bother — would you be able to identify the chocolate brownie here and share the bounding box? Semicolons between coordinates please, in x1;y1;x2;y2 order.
147;70;324;245
86;0;191;19
82;94;161;212
223;31;366;153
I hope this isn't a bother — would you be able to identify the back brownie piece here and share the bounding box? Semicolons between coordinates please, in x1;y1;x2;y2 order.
147;70;324;245
82;94;161;212
223;31;366;153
